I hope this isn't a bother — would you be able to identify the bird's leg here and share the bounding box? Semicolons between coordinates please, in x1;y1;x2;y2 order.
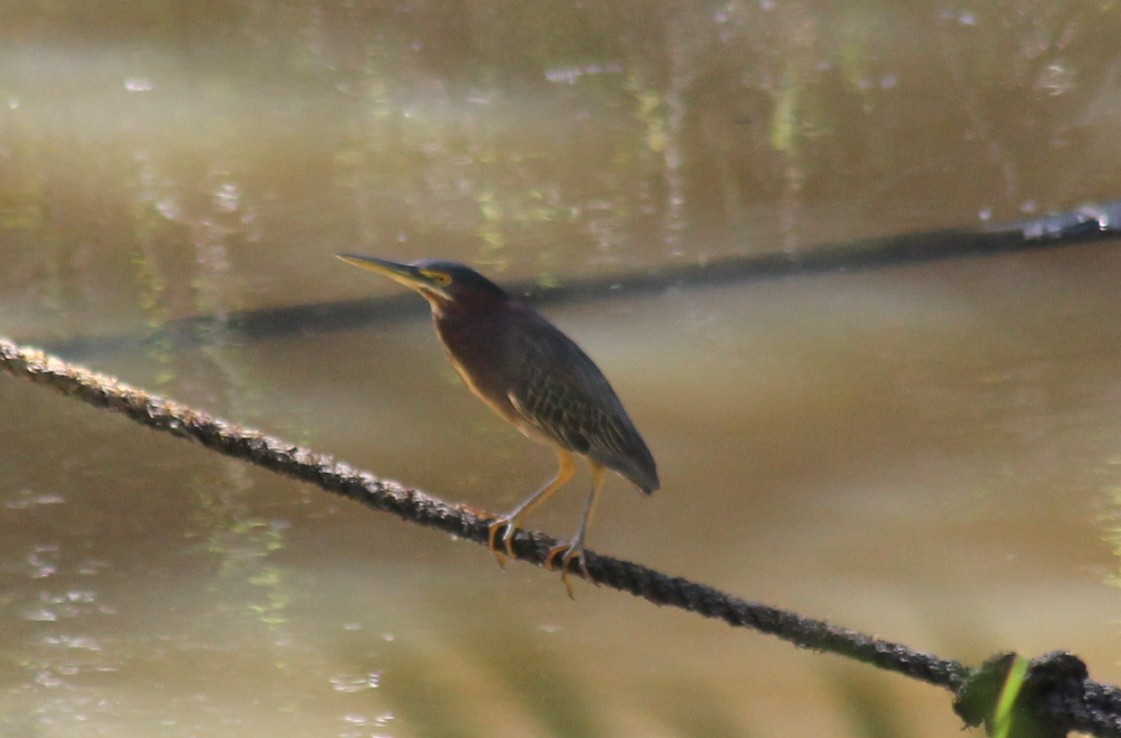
487;448;576;567
546;462;605;598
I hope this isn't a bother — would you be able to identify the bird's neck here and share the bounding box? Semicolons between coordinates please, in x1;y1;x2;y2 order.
430;297;517;401
430;295;514;356
428;292;510;322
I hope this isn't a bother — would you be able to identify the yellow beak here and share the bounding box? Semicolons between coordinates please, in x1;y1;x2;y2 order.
336;254;427;292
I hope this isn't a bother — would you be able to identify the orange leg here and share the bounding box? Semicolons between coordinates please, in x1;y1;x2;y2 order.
487;448;576;567
546;461;605;599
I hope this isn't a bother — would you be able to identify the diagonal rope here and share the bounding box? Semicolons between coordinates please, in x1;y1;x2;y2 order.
3;334;1121;736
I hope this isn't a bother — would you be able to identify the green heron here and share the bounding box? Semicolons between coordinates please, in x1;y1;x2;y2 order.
337;254;658;596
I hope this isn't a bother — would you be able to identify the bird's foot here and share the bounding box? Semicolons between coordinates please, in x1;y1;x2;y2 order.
545;541;596;600
486;516;520;569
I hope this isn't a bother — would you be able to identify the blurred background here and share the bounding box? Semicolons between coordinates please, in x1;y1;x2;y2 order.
3;1;1121;736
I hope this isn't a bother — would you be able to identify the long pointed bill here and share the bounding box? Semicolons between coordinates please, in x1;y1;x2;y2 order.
336;254;427;292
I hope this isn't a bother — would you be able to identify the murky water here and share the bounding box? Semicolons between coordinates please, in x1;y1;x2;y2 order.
3;2;1121;736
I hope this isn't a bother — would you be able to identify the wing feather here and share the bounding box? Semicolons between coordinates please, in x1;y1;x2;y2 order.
504;311;658;492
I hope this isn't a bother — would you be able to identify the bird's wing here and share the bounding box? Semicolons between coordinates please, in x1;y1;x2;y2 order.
505;314;644;464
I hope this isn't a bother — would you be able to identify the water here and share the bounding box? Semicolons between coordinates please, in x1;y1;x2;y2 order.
3;2;1121;736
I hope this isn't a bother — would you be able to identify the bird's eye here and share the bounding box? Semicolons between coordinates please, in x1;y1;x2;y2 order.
426;271;452;287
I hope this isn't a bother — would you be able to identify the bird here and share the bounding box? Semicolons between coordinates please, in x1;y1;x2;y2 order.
336;254;658;596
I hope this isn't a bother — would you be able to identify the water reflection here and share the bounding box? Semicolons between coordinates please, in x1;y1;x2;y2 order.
3;0;1121;736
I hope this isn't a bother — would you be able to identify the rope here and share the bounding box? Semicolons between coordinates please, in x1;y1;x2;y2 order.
3;334;1120;736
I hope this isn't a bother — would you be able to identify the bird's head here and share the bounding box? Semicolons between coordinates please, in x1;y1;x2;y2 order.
337;254;509;311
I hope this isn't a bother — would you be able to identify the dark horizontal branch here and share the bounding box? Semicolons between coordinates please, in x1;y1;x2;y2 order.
4;335;1121;737
34;205;1121;360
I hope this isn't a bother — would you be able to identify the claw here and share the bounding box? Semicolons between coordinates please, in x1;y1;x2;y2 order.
545;542;594;599
486;518;515;568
